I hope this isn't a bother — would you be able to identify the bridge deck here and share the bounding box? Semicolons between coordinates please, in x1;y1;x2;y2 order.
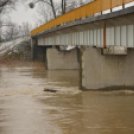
31;0;134;37
31;5;134;38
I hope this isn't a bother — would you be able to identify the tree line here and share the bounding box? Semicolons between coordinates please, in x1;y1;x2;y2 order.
0;0;92;41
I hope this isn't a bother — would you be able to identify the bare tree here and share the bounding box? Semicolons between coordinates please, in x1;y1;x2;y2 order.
0;17;14;41
0;19;2;41
35;4;52;25
4;22;19;40
0;0;20;42
61;0;66;14
21;22;32;36
61;0;77;14
79;0;84;6
2;21;31;41
0;0;17;14
35;1;62;25
0;0;19;28
29;0;57;19
61;0;85;14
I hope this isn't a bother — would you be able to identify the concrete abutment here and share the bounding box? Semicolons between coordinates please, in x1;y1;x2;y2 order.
46;48;80;70
81;47;134;90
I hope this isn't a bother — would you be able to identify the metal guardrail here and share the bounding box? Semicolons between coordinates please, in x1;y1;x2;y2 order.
31;0;134;36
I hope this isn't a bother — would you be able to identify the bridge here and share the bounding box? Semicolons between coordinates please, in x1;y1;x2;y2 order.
31;0;134;90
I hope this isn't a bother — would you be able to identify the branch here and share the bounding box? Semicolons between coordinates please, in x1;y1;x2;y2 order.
0;24;14;27
29;0;57;19
35;0;51;6
0;0;9;8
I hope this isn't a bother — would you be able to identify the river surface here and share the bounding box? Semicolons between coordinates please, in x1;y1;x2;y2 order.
0;64;134;134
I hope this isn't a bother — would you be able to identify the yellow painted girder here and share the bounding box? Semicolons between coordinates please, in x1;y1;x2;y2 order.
31;0;134;36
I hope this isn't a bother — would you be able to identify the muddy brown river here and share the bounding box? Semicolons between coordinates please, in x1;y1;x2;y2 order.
0;63;134;134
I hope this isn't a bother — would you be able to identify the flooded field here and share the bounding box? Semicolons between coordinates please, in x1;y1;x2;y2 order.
0;63;134;134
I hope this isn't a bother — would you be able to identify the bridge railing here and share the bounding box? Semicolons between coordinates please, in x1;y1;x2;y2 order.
31;0;134;36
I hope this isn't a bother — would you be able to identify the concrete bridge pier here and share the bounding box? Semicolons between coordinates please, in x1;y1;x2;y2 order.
81;47;134;90
46;48;80;70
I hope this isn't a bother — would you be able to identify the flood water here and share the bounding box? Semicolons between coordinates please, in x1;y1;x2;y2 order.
0;64;134;134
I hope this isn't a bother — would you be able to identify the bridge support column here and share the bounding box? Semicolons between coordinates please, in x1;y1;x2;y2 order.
81;47;134;90
46;48;80;70
31;38;46;62
31;38;38;61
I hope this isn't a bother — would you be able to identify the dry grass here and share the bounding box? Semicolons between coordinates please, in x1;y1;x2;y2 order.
31;62;46;71
0;58;46;71
0;58;25;70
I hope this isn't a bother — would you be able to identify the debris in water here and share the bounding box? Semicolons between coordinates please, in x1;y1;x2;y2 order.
44;89;57;93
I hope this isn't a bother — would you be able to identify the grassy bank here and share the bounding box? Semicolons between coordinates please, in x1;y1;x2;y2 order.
0;58;46;70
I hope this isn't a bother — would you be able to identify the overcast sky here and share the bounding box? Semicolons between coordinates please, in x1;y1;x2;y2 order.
8;1;134;29
9;1;41;27
8;0;60;27
9;7;34;26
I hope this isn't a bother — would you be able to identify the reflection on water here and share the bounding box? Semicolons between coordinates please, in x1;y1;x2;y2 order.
0;64;134;134
40;92;134;134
